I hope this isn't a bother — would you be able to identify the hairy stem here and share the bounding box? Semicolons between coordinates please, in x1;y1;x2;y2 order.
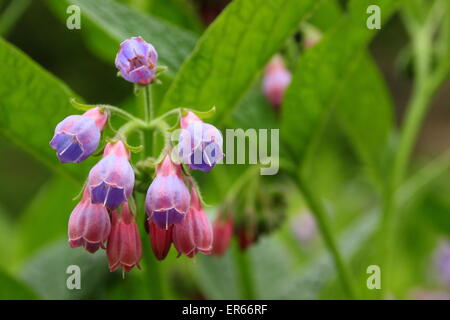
136;84;166;299
143;84;153;123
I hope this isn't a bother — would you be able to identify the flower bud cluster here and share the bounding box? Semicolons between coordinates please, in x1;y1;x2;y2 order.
50;37;228;271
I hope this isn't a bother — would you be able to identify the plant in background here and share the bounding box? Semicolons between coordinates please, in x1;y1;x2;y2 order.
262;55;292;110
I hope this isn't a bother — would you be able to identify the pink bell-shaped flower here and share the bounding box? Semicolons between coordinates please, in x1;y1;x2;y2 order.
107;202;142;272
145;155;190;230
68;188;111;253
148;220;173;261
88;140;135;211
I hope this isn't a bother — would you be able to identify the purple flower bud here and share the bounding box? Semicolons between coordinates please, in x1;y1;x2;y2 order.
145;155;190;230
115;36;158;85
88;141;135;211
50;107;107;163
262;56;291;109
178;112;224;173
68;188;111;253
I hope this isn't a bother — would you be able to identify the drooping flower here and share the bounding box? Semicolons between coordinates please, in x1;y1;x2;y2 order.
50;107;107;163
115;36;158;85
211;214;233;256
88;140;135;211
434;240;450;288
178;112;223;172
262;56;291;109
148;220;173;260
172;187;213;258
68;188;111;253
145;155;190;229
107;202;142;272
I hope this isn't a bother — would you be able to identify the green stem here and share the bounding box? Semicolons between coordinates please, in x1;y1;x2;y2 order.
142;237;166;299
294;177;356;299
116;119;147;139
380;81;438;295
136;84;167;299
233;242;256;299
142;84;153;123
106;105;144;123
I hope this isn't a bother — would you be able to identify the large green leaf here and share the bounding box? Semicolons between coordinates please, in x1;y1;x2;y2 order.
160;0;320;119
0;268;37;299
0;38;90;181
20;240;110;299
281;0;400;170
17;177;80;259
53;0;198;75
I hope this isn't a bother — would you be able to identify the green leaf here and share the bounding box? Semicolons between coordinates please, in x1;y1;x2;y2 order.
0;268;37;299
17;177;80;259
195;250;240;299
20;240;110;299
55;0;198;75
227;84;278;130
145;0;203;34
160;0;320;120
281;0;400;170
302;0;395;188
0;37;91;181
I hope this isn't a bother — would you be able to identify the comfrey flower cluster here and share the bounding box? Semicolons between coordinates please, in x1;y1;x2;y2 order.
50;37;224;273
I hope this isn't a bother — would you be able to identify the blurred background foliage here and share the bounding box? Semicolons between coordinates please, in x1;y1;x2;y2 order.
0;0;448;300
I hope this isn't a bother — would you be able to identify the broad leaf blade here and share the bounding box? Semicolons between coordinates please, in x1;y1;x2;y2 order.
20;240;110;300
160;0;320;119
281;0;400;169
17;177;80;258
59;0;198;75
335;55;394;184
